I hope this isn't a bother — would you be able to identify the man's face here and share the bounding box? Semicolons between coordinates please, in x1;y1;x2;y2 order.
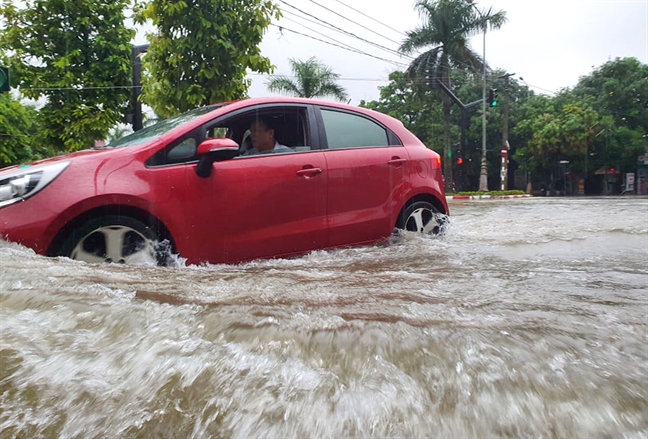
249;120;275;152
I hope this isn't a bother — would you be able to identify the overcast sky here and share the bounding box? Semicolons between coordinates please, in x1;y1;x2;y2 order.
245;0;648;104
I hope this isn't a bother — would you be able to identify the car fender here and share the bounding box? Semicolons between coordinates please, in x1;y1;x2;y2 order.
393;187;449;225
44;193;179;255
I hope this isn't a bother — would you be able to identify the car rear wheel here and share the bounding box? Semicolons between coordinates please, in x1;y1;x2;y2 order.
58;216;163;265
396;201;447;235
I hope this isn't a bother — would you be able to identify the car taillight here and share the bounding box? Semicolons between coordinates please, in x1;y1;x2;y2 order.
431;153;441;170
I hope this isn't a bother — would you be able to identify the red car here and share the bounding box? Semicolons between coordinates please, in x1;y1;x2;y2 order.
0;97;448;265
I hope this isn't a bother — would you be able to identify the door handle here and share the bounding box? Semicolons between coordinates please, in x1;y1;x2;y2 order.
296;167;323;177
388;157;407;166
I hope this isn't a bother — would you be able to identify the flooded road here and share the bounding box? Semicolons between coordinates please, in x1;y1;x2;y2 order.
1;197;647;438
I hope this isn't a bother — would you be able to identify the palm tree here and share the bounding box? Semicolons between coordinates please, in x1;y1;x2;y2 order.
400;0;506;192
266;57;349;102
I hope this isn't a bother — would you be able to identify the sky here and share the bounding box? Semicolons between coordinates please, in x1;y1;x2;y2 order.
243;0;648;105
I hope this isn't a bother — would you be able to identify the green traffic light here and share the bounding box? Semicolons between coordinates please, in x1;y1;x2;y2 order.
491;100;497;107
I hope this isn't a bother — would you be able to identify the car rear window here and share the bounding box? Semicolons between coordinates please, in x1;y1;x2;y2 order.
321;109;389;149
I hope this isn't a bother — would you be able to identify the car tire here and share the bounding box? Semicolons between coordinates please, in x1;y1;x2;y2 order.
396;201;447;235
58;215;169;265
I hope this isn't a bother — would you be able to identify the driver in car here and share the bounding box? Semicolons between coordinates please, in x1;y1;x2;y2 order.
243;117;292;155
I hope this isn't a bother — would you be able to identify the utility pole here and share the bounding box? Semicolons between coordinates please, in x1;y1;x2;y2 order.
465;0;488;192
500;72;514;191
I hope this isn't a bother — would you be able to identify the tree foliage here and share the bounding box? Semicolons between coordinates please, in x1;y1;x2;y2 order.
0;94;41;167
134;0;280;117
571;57;648;133
514;57;647;179
266;57;349;102
513;101;599;170
0;0;134;152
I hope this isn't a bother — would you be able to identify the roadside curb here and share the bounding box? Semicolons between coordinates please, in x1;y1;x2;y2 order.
446;194;533;201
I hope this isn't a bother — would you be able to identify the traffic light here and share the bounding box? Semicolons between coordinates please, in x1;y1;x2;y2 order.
457;158;463;165
487;88;498;107
0;67;9;93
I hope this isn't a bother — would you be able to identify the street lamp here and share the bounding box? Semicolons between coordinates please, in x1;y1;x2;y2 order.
466;0;488;192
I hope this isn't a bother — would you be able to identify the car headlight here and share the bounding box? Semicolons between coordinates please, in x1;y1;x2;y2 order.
0;161;70;208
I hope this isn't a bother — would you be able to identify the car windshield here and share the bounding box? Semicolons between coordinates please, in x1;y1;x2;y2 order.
106;105;226;148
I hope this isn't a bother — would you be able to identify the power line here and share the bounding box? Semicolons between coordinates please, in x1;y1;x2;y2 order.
305;0;403;47
520;82;556;95
18;85;140;91
269;24;408;68
278;0;411;61
280;0;483;75
249;72;391;82
280;16;370;57
281;9;412;61
332;0;407;37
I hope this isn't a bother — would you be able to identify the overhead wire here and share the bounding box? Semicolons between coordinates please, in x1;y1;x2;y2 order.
280;9;412;62
269;24;409;68
249;72;390;82
11;0;556;97
277;0;412;62
196;1;513;88
332;0;407;37
279;13;407;63
305;0;403;47
280;16;364;55
16;75;556;96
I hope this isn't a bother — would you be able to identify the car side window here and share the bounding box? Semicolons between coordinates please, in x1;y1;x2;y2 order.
320;109;389;149
167;137;197;161
147;133;199;166
228;106;312;157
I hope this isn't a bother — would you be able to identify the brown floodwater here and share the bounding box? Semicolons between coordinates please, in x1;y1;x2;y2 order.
1;197;647;438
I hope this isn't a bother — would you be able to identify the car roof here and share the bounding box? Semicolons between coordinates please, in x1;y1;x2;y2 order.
147;96;411;150
211;97;403;127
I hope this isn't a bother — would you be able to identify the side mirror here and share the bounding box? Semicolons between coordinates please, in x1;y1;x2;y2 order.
195;138;239;178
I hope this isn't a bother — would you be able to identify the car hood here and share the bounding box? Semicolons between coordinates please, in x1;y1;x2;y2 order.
0;147;134;176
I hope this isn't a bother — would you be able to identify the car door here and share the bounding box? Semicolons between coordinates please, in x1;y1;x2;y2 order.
178;105;328;264
318;107;409;247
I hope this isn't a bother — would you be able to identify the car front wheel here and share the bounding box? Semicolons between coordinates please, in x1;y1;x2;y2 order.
58;215;164;265
396;201;447;235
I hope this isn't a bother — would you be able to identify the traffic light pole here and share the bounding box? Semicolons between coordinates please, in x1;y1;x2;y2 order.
466;0;488;192
478;22;488;192
500;72;514;190
435;81;483;111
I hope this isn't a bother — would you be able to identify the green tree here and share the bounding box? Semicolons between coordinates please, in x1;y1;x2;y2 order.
134;0;280;117
571;57;648;133
0;94;41;167
399;0;506;191
514;101;599;171
266;57;349;102
514;58;648;186
569;57;647;175
0;0;134;152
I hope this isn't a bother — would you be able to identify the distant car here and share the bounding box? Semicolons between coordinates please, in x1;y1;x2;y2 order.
0;97;448;265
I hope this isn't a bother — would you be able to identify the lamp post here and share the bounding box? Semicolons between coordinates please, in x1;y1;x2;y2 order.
466;0;488;192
